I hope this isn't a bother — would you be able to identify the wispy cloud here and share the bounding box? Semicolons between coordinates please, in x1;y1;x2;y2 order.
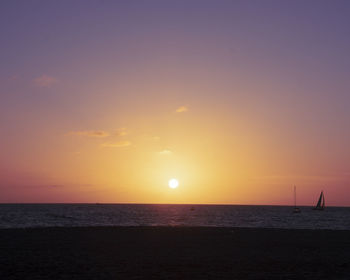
101;141;131;148
114;127;128;137
159;149;173;155
68;130;110;138
48;185;64;188
33;75;58;87
152;136;160;141
8;75;19;81
175;105;188;113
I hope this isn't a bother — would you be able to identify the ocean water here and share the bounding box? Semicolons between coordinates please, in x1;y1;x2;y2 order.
0;204;349;230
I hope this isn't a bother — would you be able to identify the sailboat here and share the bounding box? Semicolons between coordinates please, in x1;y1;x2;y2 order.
313;191;325;210
293;185;301;213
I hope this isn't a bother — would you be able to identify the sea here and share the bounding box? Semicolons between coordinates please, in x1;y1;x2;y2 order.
0;204;349;230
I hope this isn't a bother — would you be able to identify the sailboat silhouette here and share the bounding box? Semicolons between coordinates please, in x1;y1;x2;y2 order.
313;191;325;210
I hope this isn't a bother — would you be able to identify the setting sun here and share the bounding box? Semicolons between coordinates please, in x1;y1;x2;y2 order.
168;179;179;189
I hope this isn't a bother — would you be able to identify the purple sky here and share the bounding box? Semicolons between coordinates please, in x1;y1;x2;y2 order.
1;1;350;204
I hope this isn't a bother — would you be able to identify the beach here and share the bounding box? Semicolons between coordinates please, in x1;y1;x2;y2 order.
0;227;349;279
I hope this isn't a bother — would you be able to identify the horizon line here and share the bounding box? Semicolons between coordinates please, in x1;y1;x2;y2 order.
0;202;349;207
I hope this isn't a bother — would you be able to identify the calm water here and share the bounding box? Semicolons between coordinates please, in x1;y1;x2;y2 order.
0;204;349;230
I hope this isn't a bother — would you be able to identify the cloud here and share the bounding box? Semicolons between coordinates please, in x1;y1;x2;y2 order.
159;149;173;155
101;140;131;148
33;75;58;87
68;130;110;138
48;185;64;188
8;75;19;81
115;127;128;137
142;134;160;141
175;106;188;113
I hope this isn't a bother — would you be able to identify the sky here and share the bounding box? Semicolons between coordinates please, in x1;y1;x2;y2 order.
1;0;350;205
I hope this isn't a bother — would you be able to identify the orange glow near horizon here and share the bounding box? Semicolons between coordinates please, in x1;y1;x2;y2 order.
1;99;348;206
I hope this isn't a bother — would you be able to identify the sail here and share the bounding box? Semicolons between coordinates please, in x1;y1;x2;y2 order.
314;191;325;210
316;192;323;208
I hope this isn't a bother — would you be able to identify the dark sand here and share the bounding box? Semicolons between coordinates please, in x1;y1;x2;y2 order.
0;227;349;279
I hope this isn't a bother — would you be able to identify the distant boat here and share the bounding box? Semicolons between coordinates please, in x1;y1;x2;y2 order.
313;191;325;210
293;185;301;213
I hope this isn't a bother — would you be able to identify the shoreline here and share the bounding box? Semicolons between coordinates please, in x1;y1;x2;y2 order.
1;226;349;279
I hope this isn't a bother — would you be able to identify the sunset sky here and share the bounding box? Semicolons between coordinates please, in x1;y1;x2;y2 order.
1;1;350;205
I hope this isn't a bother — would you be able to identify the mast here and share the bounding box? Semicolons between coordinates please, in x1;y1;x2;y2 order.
321;191;325;208
293;185;301;213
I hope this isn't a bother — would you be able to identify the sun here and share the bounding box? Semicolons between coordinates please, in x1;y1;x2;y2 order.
168;178;179;189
